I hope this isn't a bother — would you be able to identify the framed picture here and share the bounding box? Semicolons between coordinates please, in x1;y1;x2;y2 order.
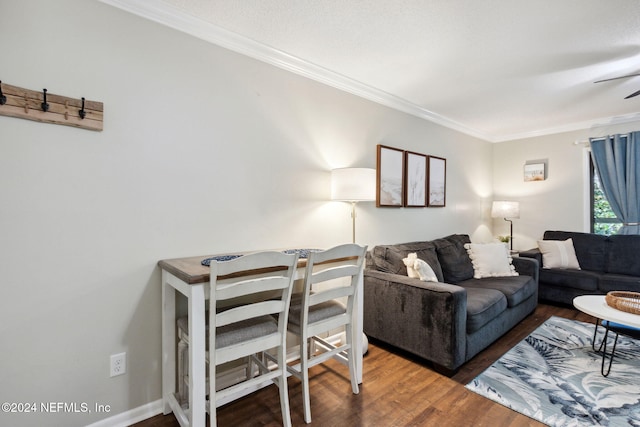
376;145;404;207
427;155;446;207
404;151;427;207
524;163;545;181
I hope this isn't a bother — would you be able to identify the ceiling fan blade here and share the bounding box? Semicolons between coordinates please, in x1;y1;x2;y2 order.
594;72;640;84
624;89;640;99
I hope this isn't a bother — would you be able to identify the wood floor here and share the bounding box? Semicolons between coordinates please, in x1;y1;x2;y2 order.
133;303;593;427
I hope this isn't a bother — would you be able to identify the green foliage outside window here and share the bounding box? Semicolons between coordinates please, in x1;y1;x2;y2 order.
593;173;622;235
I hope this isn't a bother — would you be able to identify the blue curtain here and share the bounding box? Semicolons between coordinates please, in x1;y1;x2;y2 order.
590;131;640;235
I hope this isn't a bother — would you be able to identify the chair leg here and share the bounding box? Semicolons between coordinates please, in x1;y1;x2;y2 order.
210;362;217;427
346;324;359;394
277;347;292;427
300;337;312;423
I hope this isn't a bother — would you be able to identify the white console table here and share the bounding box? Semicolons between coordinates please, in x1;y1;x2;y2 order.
158;251;365;427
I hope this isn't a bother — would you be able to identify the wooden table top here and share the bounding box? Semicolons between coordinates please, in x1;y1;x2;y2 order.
158;252;311;285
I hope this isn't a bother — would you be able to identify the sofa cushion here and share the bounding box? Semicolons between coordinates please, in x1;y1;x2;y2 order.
538;268;600;291
432;234;474;283
543;230;607;271
458;276;537;308
370;241;443;282
599;273;640;293
465;287;507;333
606;235;640;276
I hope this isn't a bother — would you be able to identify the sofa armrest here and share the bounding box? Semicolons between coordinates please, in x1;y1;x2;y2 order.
363;269;467;370
518;248;542;266
512;255;539;284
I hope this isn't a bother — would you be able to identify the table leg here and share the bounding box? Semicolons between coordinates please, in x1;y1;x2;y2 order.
162;272;176;415
188;283;207;427
591;317;602;352
600;323;619;377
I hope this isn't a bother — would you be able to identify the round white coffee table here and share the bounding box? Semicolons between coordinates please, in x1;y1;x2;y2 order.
573;294;640;376
573;295;640;328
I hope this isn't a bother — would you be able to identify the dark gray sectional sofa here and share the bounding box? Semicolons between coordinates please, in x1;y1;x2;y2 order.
363;234;539;373
519;230;640;305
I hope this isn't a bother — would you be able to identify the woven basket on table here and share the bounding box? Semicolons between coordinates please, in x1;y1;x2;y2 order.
605;291;640;315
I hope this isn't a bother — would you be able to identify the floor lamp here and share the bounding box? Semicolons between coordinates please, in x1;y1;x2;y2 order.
491;200;520;251
331;168;376;243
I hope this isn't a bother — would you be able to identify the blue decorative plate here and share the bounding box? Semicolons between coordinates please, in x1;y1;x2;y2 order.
201;254;243;266
282;249;321;259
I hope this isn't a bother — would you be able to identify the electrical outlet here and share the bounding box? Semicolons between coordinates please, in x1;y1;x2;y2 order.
110;352;126;377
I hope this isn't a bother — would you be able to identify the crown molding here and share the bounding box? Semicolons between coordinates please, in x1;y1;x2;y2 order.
99;0;493;141
493;112;640;142
100;0;630;144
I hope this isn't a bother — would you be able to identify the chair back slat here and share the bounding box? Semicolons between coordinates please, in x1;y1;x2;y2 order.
216;276;292;301
309;264;361;285
216;300;285;327
308;285;353;307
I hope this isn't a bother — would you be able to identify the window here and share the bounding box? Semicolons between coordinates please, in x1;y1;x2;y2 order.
590;158;622;235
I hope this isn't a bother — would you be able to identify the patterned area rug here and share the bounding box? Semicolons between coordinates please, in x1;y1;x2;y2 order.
466;316;640;426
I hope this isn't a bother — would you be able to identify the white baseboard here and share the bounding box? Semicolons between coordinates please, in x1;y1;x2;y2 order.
85;399;163;427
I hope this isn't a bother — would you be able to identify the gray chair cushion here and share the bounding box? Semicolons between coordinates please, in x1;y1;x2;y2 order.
465;287;507;333
216;316;278;348
288;293;346;333
177;315;278;349
432;234;474;284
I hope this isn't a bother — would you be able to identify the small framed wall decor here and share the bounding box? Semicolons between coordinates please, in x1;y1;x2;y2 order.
524;162;546;181
427;155;446;207
404;151;427;207
376;144;404;207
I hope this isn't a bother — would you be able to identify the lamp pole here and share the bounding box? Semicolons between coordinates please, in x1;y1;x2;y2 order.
504;217;514;250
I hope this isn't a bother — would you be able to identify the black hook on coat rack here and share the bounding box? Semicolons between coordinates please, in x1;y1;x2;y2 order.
41;88;49;112
0;81;6;105
79;97;86;119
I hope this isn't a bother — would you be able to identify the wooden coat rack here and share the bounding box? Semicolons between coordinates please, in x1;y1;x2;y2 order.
0;81;103;131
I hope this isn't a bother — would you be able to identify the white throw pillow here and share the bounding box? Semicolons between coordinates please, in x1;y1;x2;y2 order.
403;253;438;282
402;253;420;278
414;258;438;282
464;243;518;279
537;239;581;269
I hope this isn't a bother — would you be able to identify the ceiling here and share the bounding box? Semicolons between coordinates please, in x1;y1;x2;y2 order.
102;0;640;142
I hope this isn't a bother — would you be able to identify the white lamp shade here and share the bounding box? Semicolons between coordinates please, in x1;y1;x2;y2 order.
331;168;376;201
491;201;520;218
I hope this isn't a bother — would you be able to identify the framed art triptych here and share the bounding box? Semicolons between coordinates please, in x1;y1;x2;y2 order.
376;144;446;208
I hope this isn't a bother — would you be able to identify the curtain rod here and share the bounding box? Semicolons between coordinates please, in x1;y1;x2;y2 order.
574;133;634;146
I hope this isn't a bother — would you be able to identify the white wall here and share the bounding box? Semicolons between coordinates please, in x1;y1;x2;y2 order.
492;120;640;250
0;1;493;425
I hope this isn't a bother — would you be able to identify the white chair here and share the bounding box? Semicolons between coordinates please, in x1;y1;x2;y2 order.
178;251;299;426
286;243;367;423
